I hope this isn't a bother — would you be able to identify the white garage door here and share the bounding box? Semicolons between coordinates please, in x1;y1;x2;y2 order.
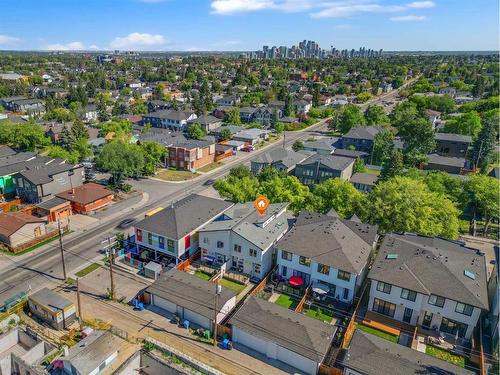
232;326;272;356
277;345;317;375
153;295;176;314
184;308;211;330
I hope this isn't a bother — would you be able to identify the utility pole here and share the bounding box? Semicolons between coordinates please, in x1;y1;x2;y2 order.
108;237;115;300
76;277;83;329
474;140;484;171
57;220;67;280
213;281;221;347
282;131;286;149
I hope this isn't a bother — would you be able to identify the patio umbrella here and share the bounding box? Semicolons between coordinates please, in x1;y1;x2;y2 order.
288;276;304;287
312;283;329;295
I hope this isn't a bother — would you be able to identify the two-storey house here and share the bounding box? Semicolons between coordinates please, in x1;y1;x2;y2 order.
250;148;312;174
367;233;489;340
199;202;293;280
134;194;233;262
434;133;472;157
275;211;378;304
340;126;381;154
294;154;355;185
142;110;197;131
167;137;217;172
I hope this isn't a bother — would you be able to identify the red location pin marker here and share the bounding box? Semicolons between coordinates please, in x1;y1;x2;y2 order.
254;196;270;216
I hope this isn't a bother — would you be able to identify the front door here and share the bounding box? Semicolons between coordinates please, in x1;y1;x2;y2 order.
422;311;433;329
403;307;413;323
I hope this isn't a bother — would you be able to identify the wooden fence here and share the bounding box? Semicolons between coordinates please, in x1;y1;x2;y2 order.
295;286;311;313
411;325;419;350
318;364;343;375
177;250;200;271
342;281;369;349
250;265;276;297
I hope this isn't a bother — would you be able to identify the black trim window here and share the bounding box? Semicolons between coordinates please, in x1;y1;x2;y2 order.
400;288;417;302
299;256;311;267
455;302;474;316
317;263;330;275
233;244;241;253
428;294;445;308
376;281;392;294
337;270;351;281
281;250;292;261
372;298;396;317
217;241;224;248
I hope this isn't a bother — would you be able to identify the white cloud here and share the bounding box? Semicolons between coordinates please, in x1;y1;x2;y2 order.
0;35;21;45
88;44;100;50
407;1;435;8
110;32;166;49
390;14;426;21
46;41;84;50
312;3;405;18
211;0;274;14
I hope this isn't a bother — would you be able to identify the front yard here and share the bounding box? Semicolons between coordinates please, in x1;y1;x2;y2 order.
303;306;334;323
197;162;223;173
274;294;299;310
425;345;466;368
155;168;200;182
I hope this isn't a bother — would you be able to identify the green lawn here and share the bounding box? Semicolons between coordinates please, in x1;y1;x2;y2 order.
197;162;223;173
156;168;200;182
303;307;334;323
220;278;246;294
75;263;101;278
274;294;299;310
425;345;466;368
194;270;212;281
356;323;399;343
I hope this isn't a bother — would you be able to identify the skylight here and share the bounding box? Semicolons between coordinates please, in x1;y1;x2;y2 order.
464;270;475;280
386;254;398;260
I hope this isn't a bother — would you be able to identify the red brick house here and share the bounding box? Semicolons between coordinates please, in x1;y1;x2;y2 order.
56;183;114;213
168;138;216;172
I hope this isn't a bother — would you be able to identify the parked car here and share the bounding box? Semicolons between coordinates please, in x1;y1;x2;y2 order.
241;145;255;152
118;218;136;229
203;179;215;186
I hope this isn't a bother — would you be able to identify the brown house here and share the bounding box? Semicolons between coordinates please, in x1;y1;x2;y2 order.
35;196;72;222
56;182;114;213
0;212;47;250
168;138;216;172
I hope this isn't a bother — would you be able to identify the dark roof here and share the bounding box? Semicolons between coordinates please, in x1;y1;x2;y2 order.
333;149;368;159
210;125;245;135
251;148;312;169
0;212;45;238
488;166;499;179
350;172;379;186
29;287;73;312
303;138;336;152
19;159;79;185
187;114;221;125
145;269;236;319
168;136;216;150
144;110;194;121
0;145;16;158
343;126;381;140
135;194;233;240
298;154;355;172
56;182;113;205
426;154;465;168
435;133;472;143
276;211;377;274
36;196;70;210
229;297;336;362
369;233;489;310
343;330;475;375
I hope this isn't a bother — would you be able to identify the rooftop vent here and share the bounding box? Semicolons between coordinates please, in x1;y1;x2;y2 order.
386;254;398;260
464;269;475;280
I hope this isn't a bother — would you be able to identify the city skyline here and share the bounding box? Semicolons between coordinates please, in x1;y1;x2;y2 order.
0;0;498;52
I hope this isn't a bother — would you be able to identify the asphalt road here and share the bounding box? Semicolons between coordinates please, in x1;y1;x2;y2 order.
0;80;416;305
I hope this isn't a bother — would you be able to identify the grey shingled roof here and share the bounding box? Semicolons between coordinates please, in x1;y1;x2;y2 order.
188;114;221;125
369;233;489;310
333;149;368;159
19;159;77;185
135;194;233;240
0;145;16;158
435;132;472;143
29;287;73;312
426;153;465;168
303;137;336;152
350;172;379;186
343;126;381;140
144;110;194;121
251;148;312;169
343;330;475;375
145;269;236;320
229;297;336;362
298;154;355;172
200;202;293;251
36;196;69;210
276;211;378;274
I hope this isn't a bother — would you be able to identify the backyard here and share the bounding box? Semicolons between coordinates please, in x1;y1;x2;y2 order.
425;345;466;368
355;323;399;343
274;294;299;310
303;306;334;323
220;277;246;294
193;270;212;281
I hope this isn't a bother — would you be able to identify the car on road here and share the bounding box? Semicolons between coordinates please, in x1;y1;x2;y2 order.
241;145;255;152
203;179;215;186
118;218;136;229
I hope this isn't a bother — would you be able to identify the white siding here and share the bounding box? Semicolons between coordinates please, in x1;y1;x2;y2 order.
184;309;211;330
152;295;177;314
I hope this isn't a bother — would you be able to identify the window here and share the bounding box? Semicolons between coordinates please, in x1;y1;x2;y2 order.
372;298;396;317
249;248;257;257
455;302;474;316
440;318;467;338
343;288;349;300
136;229;142;242
167;239;175;251
428;294;445;308
337;270;351;281
254;263;261;274
400;288;417;302
147;232;152;245
217;241;224;248
281;250;292;261
159;236;165;250
299;256;311;267
234;244;241;253
376;281;392;294
203;237;209;245
317;263;330;275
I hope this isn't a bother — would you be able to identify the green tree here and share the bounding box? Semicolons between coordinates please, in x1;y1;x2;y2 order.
214;175;259;203
353;158;366;173
140;141;167;175
365;105;390;126
95;140;145;184
356;92;372;103
365;177;460;239
292;140;304;151
219;127;232;141
312;178;365;218
225;107;241;125
380;149;404;180
371;129;395;165
0;121;50;151
443;111;482;138
284;94;293;117
331;104;366;134
259;175;315;214
398;117;435;165
45;145;79;164
187;123;206;140
45;108;74;122
464;175;499;234
470;109;499;172
391;101;419;129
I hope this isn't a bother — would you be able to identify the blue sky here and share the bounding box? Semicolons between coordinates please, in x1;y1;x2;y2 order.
0;0;498;51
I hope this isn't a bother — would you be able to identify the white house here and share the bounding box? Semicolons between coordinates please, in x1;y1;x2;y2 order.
199;202;292;280
229;297;336;375
134;194;233;262
367;233;489;340
142;110;197;130
275;211;378;304
144;269;237;332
